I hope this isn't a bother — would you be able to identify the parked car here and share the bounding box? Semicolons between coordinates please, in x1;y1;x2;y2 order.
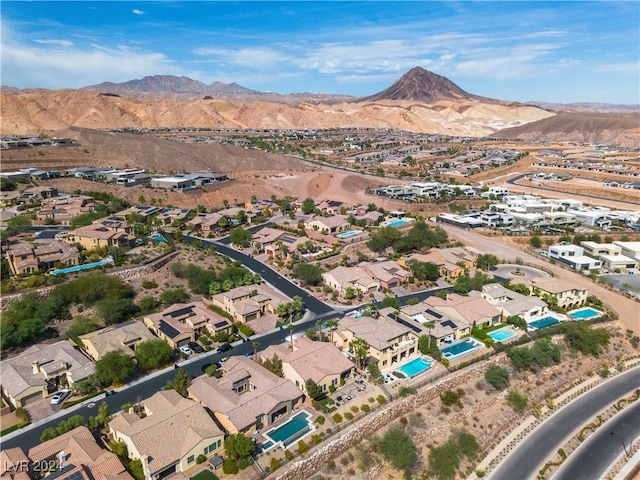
219;356;229;364
218;343;232;353
188;342;204;354
50;389;70;405
179;346;193;356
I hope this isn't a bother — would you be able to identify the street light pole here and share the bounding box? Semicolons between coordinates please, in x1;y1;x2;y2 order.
610;432;630;458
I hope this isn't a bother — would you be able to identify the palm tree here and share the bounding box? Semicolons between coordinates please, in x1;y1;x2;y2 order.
326;318;338;343
252;341;260;362
288;322;295;350
316;320;324;341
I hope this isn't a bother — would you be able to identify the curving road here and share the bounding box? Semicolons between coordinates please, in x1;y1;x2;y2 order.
489;366;640;480
551;400;640;480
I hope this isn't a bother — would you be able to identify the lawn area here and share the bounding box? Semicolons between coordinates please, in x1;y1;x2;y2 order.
317;396;337;413
191;470;218;480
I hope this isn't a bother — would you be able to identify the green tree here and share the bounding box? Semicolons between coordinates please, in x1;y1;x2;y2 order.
408;259;440;281
160;288;189;304
94;350;136;386
292;263;323;286
301;197;316;214
563;321;610;356
530;235;543;248
229;227;252;247
378;427;416;469
428;439;459;480
476;253;499;271
172;368;191;397
224;433;255;464
305;378;324;400
261;353;283;377
96;298;139;325
381;296;401;310
135;338;172;371
349;337;369;370
484;365;510;390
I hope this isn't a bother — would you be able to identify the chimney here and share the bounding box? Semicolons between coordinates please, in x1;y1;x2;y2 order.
32;361;40;374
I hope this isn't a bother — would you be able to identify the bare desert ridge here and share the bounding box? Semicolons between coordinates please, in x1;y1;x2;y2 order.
2;67;638;147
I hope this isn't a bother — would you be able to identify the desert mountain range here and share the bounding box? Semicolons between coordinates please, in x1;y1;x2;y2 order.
2;67;638;146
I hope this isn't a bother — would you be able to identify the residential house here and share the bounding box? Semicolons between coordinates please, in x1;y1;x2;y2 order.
67;219;135;250
155;208;192;226
322;266;380;296
314;199;345;215
36;196;95;224
360;260;412;289
186;212;224;235
430;247;477;270
398;252;465;278
548;244;602;271
5;240;80;275
28;426;133;480
79;321;158;361
21;186;59;201
334;315;420;368
109;391;224;480
423;293;501;329
144;302;234;349
210;284;290;332
1;341;94;408
260;337;354;395
188;356;304;435
530;277;588;310
474;283;547;321
396;304;470;346
304;214;350;234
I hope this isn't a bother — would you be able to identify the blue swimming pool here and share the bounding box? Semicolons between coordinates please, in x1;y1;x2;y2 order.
264;411;313;448
569;307;602;320
337;230;362;239
487;328;517;342
527;316;559;330
389;218;411;227
150;233;167;243
397;357;433;377
50;260;110;275
440;338;480;359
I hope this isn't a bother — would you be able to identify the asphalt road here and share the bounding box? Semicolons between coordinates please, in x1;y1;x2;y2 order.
489;366;640;480
551;400;640;480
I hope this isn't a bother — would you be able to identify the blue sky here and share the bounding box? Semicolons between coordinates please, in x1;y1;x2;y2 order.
2;1;639;104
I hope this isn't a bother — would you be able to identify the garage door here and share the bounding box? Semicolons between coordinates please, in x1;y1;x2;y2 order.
177;339;190;348
20;391;44;406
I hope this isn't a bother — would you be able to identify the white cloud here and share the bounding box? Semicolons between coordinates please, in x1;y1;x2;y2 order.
1;42;179;88
193;46;289;70
33;39;74;47
132;9;145;15
594;62;640;74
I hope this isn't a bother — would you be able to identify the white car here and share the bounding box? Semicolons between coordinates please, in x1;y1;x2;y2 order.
179;346;193;356
50;389;70;405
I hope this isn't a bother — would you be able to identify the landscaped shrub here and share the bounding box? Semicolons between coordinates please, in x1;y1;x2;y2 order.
376;395;386;404
361;404;370;412
297;439;309;454
484;365;510;390
222;459;238;474
344;412;353;420
284;449;294;461
333;412;343;423
196;454;207;464
270;457;281;471
506;389;529;413
315;415;325;425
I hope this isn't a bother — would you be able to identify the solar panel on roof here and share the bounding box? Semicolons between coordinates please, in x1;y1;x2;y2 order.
168;306;193;318
159;320;180;338
214;321;229;328
394;317;423;333
441;320;456;329
425;309;443;319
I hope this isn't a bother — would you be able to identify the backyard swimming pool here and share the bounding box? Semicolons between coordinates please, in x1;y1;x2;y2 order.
569;307;602;320
389;218;412;227
397;357;433;378
150;233;167;243
487;328;517;342
337;230;363;239
263;411;314;449
440;338;481;360
527;316;560;330
50;260;110;275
